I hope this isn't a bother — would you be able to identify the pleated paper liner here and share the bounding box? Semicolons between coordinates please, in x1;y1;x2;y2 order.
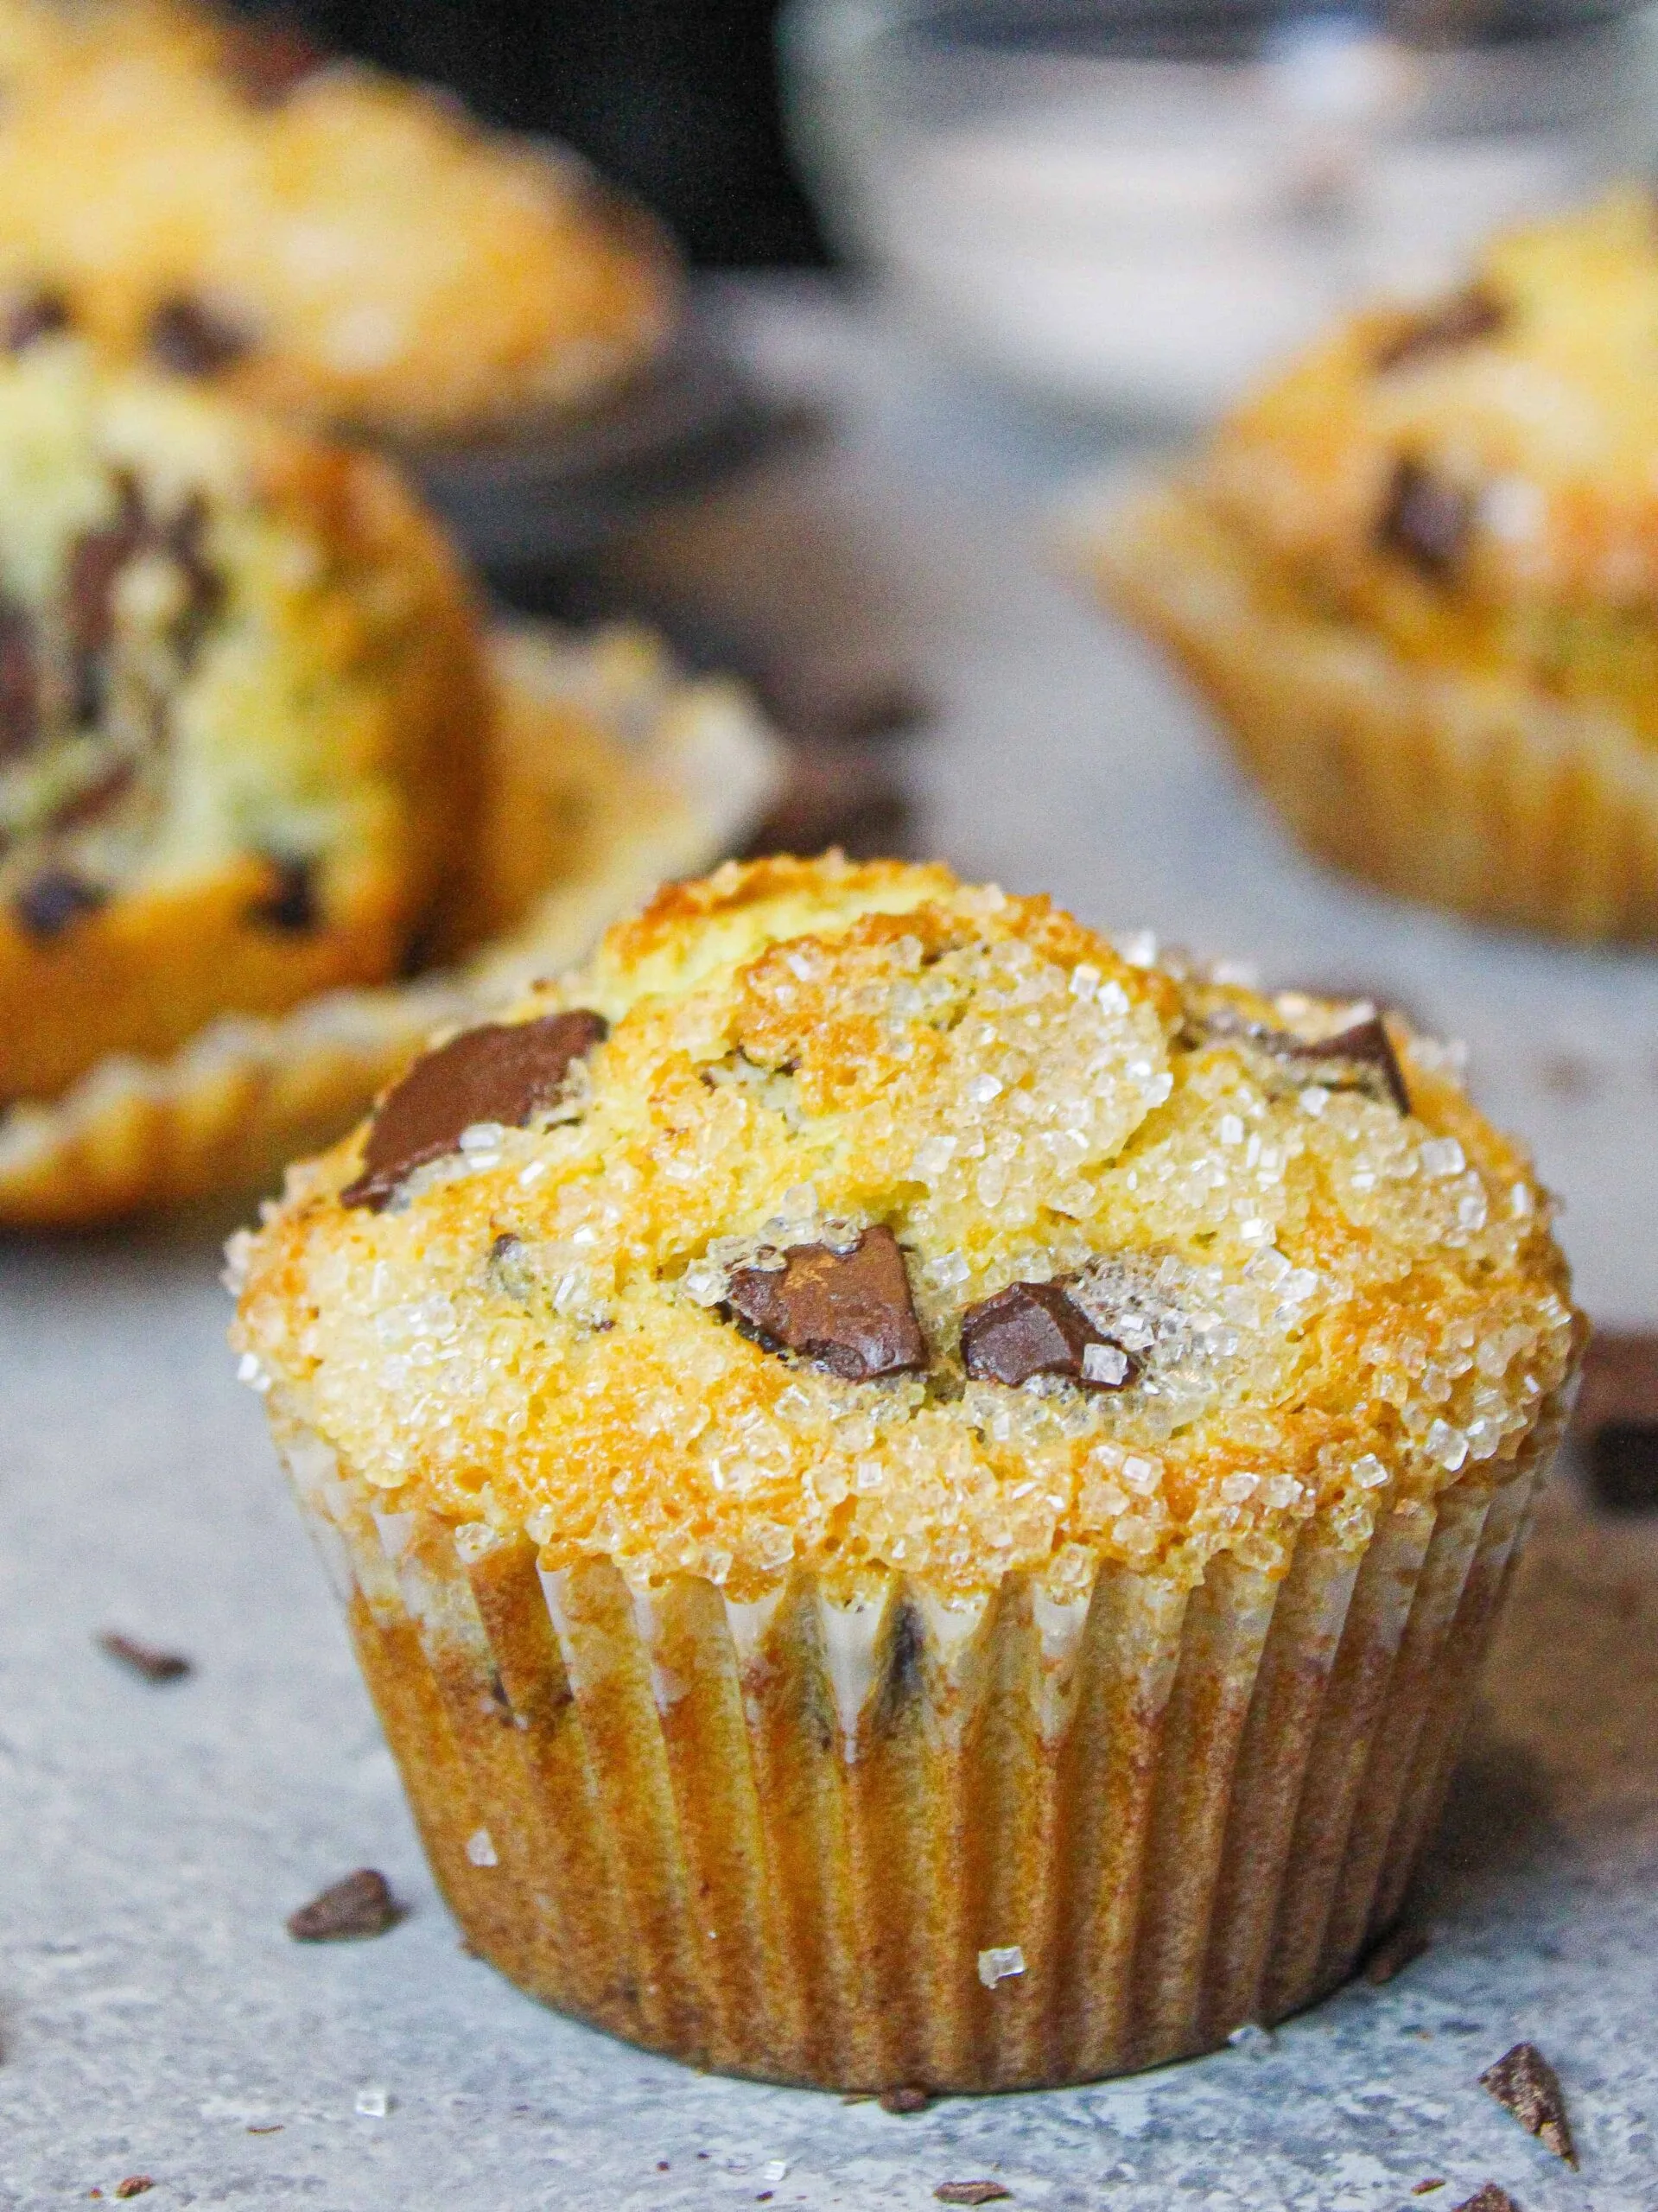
268;1388;1568;2093
0;622;783;1229
1064;476;1658;944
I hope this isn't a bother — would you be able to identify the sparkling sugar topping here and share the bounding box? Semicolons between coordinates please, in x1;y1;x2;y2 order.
232;858;1577;1603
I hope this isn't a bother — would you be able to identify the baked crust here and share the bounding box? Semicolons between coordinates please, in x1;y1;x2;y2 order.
0;0;677;436
234;856;1579;1604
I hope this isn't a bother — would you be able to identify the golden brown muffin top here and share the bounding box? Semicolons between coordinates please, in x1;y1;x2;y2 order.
1204;189;1658;615
232;856;1576;1601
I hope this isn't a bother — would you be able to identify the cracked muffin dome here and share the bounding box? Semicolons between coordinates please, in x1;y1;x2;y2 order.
0;339;486;1108
234;855;1576;1605
0;0;675;437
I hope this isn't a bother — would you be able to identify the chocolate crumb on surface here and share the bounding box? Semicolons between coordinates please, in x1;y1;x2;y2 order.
934;2185;1011;2207
1479;2041;1576;2166
1380;456;1477;579
740;743;911;864
726;1225;926;1382
15;866;108;941
3;286;71;353
147;296;254;377
1451;2189;1520;2212
1363;1922;1432;1985
249;855;320;934
1411;2184;1445;2196
960;1279;1135;1392
286;1867;402;1942
1375;285;1509;372
113;2180;154;2200
96;1631;191;1684
342;1008;608;1211
878;2084;931;2113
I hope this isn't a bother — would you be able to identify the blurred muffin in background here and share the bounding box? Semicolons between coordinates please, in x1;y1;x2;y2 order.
1078;189;1658;942
0;0;677;438
0;337;486;1107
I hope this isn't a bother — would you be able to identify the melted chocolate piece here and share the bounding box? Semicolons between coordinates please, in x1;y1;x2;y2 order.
147;295;254;377
67;478;148;721
14;866;107;939
341;1007;607;1211
0;599;37;762
97;1630;191;1683
1479;2042;1575;2167
960;1278;1135;1391
726;1225;926;1382
223;15;329;105
286;1867;402;1942
1286;1016;1412;1115
3;286;71;353
1375;285;1508;372
249;854;319;933
1379;457;1477;580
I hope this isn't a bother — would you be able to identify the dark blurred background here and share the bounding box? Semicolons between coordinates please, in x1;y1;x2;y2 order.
290;0;828;265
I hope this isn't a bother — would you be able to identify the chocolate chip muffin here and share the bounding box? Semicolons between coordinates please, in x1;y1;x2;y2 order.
232;855;1579;2090
0;339;486;1108
0;0;675;437
1079;188;1658;940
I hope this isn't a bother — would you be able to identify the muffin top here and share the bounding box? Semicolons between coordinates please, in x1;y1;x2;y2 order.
1204;189;1658;620
232;856;1576;1603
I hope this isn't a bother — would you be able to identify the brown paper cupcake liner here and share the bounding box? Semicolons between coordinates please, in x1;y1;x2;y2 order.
268;1388;1566;2092
1068;478;1658;943
0;622;783;1228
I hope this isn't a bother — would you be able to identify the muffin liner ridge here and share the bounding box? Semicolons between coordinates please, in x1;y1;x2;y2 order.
0;621;783;1228
268;1388;1567;2091
1069;477;1658;943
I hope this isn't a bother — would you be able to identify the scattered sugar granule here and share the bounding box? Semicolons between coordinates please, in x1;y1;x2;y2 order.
465;1829;498;1867
1082;1343;1129;1387
977;1945;1026;1989
1420;1137;1466;1180
763;2161;790;2183
354;2086;391;2119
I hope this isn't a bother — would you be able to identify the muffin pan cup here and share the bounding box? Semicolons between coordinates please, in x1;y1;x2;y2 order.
1075;480;1658;944
269;1389;1568;2092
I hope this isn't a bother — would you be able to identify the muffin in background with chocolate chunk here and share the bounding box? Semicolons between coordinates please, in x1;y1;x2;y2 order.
0;339;486;1108
232;855;1579;2092
0;0;676;438
1077;188;1658;940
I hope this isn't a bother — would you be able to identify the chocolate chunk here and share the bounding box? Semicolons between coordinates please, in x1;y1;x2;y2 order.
1585;1422;1658;1512
727;1225;926;1382
14;867;107;939
1380;457;1477;579
97;1631;192;1683
1375;286;1508;372
67;477;148;719
341;1007;608;1211
934;2187;1011;2207
1411;2183;1445;2196
961;1279;1134;1392
878;2084;931;2113
113;2180;155;2201
0;599;37;761
3;286;70;353
249;854;319;933
147;295;254;377
1286;1016;1412;1115
1363;1922;1431;1984
222;15;329;105
286;1867;402;1942
1479;2041;1576;2167
1451;2190;1519;2212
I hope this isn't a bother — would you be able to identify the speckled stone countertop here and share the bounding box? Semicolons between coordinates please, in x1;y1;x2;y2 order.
3;282;1656;2209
